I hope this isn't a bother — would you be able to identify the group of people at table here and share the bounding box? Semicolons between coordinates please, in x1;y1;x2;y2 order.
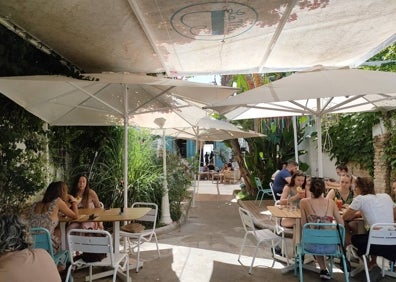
271;161;396;280
0;174;103;281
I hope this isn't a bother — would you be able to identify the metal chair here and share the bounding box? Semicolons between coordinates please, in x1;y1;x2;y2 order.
31;227;70;268
254;177;273;207
362;223;396;281
294;223;349;282
238;207;281;274
65;229;130;282
269;182;282;202
119;202;160;272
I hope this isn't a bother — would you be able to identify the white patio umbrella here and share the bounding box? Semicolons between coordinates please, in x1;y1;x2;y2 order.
0;73;237;217
150;116;264;206
207;69;396;176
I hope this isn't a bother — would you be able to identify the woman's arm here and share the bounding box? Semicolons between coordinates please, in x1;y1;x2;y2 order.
326;189;335;201
90;190;101;208
279;186;291;205
57;198;78;219
300;199;308;226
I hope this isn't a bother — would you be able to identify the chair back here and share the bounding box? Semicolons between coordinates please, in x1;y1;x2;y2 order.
301;223;343;254
254;177;263;190
31;227;54;256
365;223;396;255
269;182;277;202
131;202;158;229
239;207;257;235
67;229;113;264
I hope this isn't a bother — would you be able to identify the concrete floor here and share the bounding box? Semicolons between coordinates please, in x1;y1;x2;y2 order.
71;181;393;282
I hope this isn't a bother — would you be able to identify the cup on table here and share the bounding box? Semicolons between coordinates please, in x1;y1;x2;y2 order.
287;201;296;212
336;199;343;210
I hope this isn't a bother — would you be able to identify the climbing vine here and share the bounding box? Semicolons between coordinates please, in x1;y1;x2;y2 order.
323;112;380;176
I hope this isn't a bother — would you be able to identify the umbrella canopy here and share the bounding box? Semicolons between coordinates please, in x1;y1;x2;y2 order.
149;116;264;208
151;116;264;141
207;69;396;176
0;73;237;212
0;1;395;76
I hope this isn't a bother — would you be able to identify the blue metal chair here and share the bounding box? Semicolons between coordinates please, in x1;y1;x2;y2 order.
294;223;349;282
254;177;273;207
31;227;70;269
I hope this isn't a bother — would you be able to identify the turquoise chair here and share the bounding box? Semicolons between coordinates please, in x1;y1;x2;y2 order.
254;177;273;207
294;223;349;282
31;227;70;269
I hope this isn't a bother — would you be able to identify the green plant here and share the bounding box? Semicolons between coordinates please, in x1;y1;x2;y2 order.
0;96;47;213
323;112;380;176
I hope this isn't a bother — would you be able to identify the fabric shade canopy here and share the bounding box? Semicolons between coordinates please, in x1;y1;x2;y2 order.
150;116;264;142
0;73;237;214
206;69;396;176
0;1;395;76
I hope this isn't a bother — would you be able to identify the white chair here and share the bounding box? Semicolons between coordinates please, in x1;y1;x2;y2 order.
238;207;281;274
273;200;292;264
362;223;396;281
65;229;130;282
269;182;282;202
119;202;160;272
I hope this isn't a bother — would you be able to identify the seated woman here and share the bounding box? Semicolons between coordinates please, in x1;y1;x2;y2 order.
0;214;62;281
27;181;78;252
279;171;308;248
300;177;344;280
279;170;307;227
68;174;103;230
326;174;354;207
326;174;356;244
342;176;396;270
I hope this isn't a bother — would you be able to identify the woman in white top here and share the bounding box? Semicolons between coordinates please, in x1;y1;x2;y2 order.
343;176;396;270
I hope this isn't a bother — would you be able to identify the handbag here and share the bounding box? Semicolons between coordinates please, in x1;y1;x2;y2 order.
336;224;351;273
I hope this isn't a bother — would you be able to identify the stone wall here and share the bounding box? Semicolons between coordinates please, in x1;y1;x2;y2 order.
373;134;389;194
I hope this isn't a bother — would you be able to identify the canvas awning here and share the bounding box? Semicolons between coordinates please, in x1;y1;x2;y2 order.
0;0;395;76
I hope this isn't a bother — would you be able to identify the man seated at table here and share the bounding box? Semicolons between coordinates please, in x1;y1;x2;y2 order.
273;160;299;200
342;176;396;270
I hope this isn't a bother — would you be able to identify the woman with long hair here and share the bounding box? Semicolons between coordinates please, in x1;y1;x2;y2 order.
28;181;78;252
69;174;103;230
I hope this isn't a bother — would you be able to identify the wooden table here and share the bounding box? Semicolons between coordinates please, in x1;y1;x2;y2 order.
59;207;150;280
60;207;150;251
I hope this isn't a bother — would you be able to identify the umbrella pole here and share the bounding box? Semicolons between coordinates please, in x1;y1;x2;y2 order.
160;127;172;224
293;116;299;162
123;88;129;210
316;99;324;177
192;137;199;208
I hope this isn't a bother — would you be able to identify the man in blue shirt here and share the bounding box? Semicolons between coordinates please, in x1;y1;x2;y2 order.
273;160;299;199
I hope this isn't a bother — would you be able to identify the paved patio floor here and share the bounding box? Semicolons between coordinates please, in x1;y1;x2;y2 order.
70;180;393;281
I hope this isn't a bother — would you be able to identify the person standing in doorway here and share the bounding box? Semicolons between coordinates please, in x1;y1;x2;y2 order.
273;160;299;200
204;152;209;166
